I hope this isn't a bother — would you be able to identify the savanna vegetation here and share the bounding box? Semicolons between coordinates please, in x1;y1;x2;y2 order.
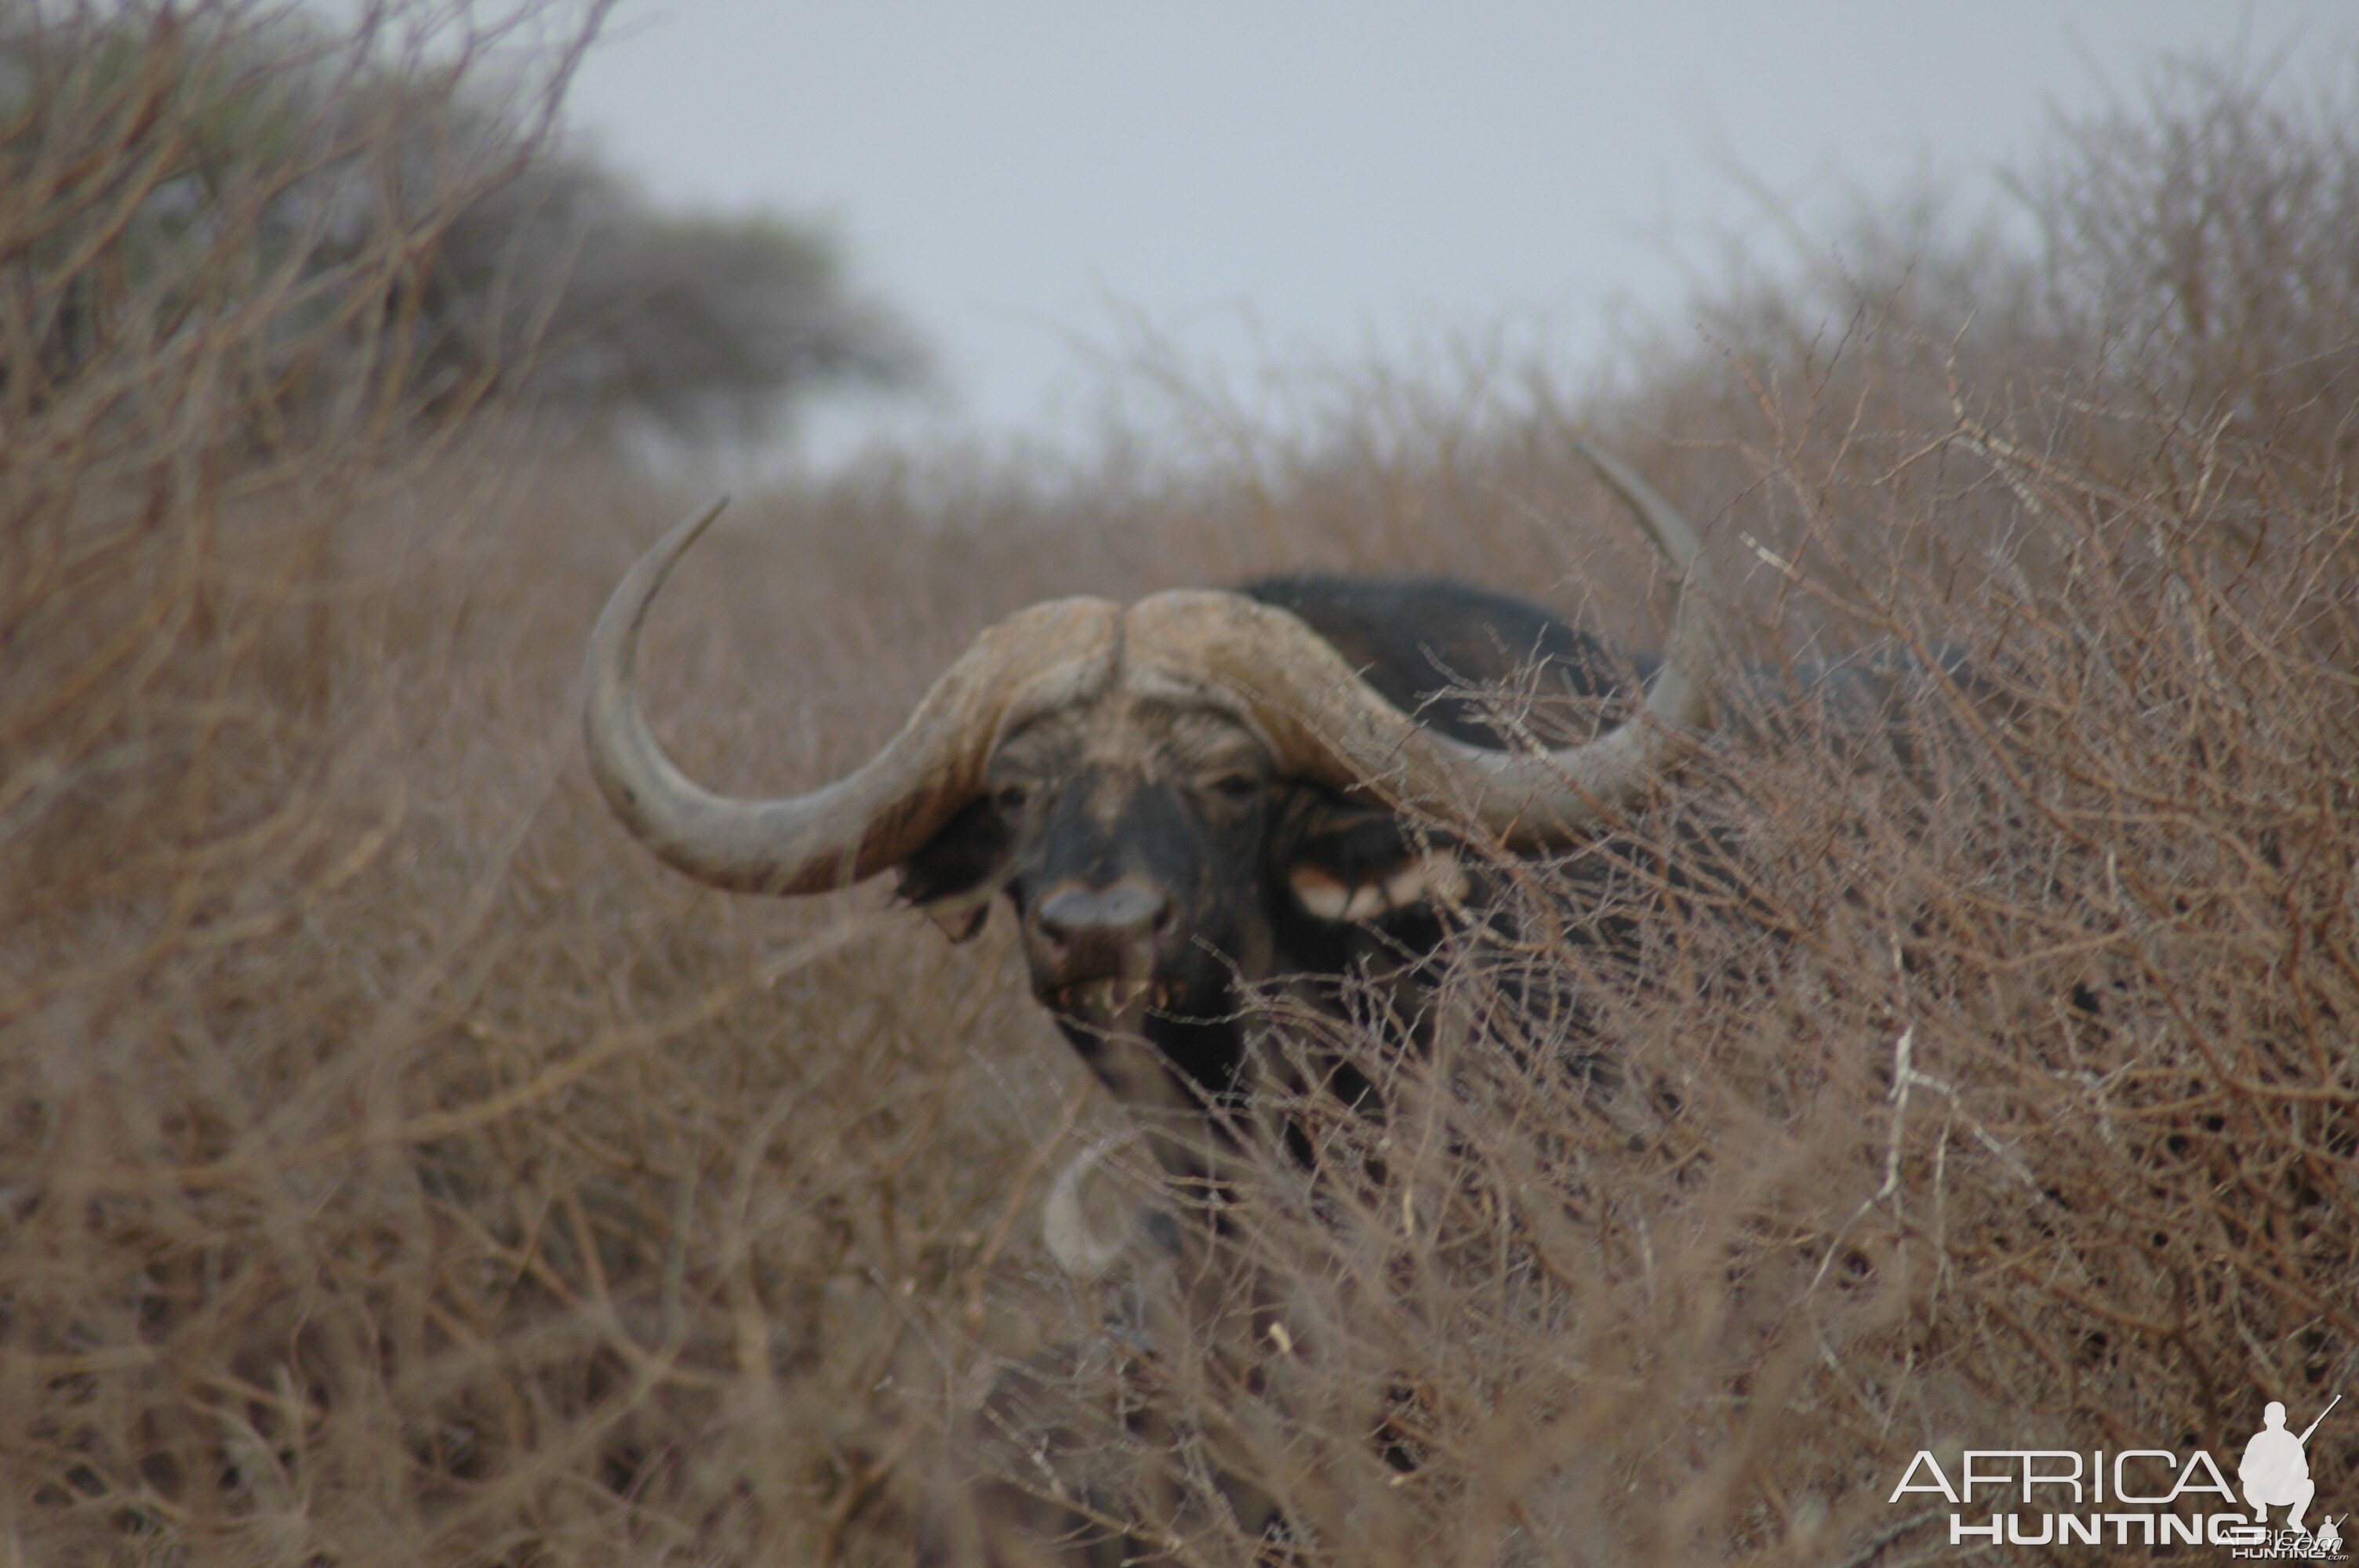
2;5;2353;1563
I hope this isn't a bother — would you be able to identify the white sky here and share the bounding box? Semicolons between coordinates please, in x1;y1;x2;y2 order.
562;2;2356;464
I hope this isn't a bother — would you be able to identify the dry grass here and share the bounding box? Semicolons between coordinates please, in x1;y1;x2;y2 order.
3;16;2355;1566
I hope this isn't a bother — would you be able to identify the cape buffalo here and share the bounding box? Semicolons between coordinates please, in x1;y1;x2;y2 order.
583;445;1732;1563
581;443;1720;1184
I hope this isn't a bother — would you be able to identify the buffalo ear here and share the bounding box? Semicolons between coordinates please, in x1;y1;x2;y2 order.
896;798;1009;944
923;900;990;944
1271;789;1469;924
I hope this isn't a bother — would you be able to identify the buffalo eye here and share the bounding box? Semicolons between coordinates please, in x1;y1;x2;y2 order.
1204;772;1263;805
992;783;1030;815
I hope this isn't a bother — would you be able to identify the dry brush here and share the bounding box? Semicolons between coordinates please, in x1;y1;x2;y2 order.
2;20;2354;1567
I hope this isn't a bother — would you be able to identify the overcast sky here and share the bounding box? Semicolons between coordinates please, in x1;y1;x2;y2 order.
562;2;2356;463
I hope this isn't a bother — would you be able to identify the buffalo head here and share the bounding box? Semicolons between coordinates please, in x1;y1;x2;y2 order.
582;442;1720;1137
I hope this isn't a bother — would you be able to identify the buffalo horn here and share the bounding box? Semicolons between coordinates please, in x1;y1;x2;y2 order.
1121;439;1720;848
581;501;1121;895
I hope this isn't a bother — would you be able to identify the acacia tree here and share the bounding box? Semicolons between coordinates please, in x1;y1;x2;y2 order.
430;143;925;442
0;0;921;449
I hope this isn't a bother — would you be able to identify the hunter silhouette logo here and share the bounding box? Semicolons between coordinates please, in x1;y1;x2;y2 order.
2243;1397;2336;1535
1887;1391;2346;1555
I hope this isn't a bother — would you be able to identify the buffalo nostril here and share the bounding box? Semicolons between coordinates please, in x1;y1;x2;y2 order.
1034;880;1169;947
1030;880;1173;996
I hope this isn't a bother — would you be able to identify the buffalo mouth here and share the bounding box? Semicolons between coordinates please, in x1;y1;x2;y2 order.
1038;956;1245;1041
1039;974;1180;1034
1041;968;1255;1121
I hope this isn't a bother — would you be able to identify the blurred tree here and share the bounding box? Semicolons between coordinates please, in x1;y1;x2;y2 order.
432;144;926;443
0;2;923;449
